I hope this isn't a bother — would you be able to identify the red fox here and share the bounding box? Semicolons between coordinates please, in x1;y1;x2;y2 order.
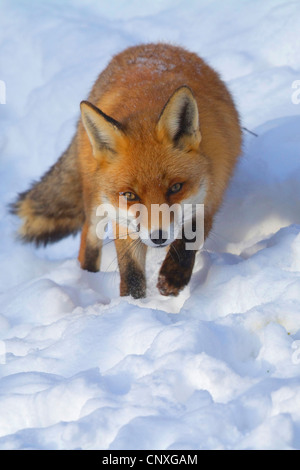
11;43;242;299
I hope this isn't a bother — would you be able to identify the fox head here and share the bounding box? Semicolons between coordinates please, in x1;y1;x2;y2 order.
80;86;208;248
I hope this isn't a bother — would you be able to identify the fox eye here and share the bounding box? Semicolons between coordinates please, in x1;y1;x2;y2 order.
169;182;183;194
121;191;139;201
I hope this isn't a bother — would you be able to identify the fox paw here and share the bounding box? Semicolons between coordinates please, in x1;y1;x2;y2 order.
157;274;184;297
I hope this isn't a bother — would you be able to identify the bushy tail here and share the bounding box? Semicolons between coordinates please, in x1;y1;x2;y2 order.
10;136;85;246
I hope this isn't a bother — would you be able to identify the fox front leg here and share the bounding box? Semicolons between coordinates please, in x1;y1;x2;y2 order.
78;220;102;272
114;235;148;299
157;238;197;296
157;214;211;296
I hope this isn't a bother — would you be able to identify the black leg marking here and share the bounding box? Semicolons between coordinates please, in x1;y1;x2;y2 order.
120;258;146;299
82;245;101;273
157;237;196;296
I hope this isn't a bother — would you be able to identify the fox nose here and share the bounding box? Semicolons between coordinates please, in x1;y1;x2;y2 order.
150;229;168;246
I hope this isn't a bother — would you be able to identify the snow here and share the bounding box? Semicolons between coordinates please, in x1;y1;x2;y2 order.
1;0;300;450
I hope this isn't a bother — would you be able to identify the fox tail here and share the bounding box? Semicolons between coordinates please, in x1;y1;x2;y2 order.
10;137;85;246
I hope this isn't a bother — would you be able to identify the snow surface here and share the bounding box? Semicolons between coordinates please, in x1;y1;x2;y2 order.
1;0;300;450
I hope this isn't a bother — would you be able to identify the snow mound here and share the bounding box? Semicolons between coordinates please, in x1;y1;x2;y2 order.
0;0;300;450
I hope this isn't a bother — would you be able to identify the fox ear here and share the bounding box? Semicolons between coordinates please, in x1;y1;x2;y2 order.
156;86;201;151
80;101;124;157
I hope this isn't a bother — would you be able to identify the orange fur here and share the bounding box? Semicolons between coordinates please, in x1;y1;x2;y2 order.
78;43;241;225
12;43;242;298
